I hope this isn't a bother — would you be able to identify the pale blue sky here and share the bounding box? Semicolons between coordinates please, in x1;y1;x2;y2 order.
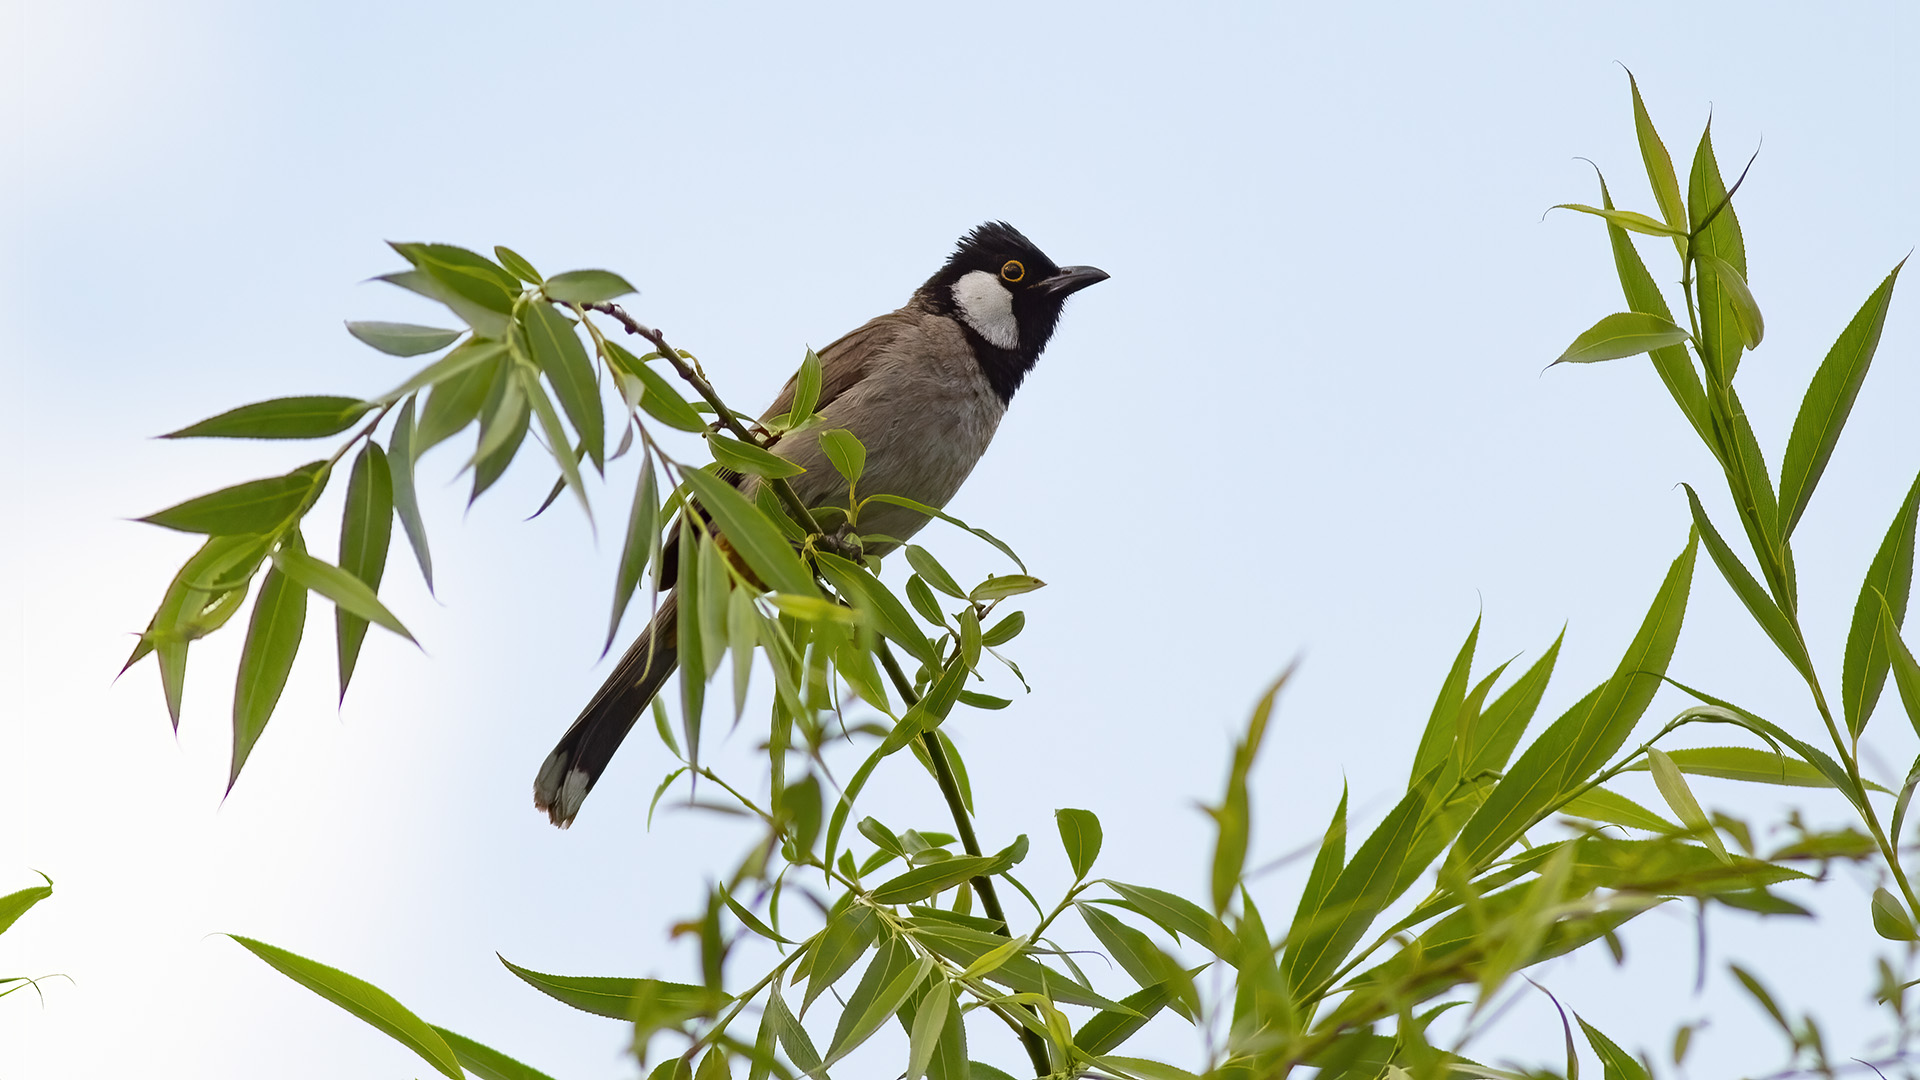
5;2;1919;1077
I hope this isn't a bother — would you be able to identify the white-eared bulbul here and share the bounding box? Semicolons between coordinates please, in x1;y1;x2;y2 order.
535;222;1107;826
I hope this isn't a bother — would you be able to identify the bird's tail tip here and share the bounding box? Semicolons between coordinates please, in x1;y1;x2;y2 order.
533;751;590;829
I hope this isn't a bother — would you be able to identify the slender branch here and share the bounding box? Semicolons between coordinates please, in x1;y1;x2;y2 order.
876;639;1052;1078
582;302;826;536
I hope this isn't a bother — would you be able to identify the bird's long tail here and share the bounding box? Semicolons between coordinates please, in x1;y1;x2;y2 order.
533;593;680;827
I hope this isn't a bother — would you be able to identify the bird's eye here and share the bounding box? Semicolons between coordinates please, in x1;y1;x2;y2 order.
1000;260;1025;283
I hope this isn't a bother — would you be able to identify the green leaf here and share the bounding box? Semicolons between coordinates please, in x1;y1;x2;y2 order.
1695;253;1763;349
804;904;879;1016
1880;596;1920;743
1056;808;1103;880
786;348;824;425
1579;1012;1652;1080
1681;484;1811;678
470;367;530;500
1646;748;1729;861
1284;785;1347;964
274;547;413;644
0;873;53;938
1843;472;1920;737
1551;203;1685;237
1411;617;1478;784
1559;785;1679;832
1453;530;1696;872
1623;746;1846;789
164;396;373;440
1076;983;1177;1057
226;935;462;1079
521;368;592;522
493;245;543;284
522;302;606;471
816;551;936;666
606;340;709;432
818;429;866;485
1212;672;1284;912
382;337;504;422
141;463;324;535
904;977;951;1080
677;521;706;766
608;451;660;652
905;547;965;600
767;988;822;1077
680;468;817;596
1779;260;1905;535
230;556;307;789
905;920;1126;1010
544;269;637;304
968;575;1045;603
387;398;433;591
431;1027;560;1080
709;434;805;479
823;940;929;1069
871;855;1001;905
1103;881;1234;963
1078;905;1191;1014
1872;887;1917;941
498;956;727;1021
390;242;519;315
336;443;393;699
981;610;1025;647
1686;123;1749;384
1550;311;1689;366
1282;773;1430;998
1463;631;1562;776
860;494;1027;573
1628;70;1687;256
1595;174;1711;445
347;321;462;357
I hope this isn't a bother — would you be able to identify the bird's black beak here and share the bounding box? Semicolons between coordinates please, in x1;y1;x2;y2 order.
1036;265;1110;298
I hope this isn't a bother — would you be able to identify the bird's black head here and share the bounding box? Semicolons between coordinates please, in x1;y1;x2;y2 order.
920;221;1108;402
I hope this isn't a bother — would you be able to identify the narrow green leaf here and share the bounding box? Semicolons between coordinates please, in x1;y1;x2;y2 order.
1056;808;1103;880
375;264;509;338
680;468;816;596
432;1027;560;1080
0;873;53;938
981;610;1025;646
816;551;936;666
1682;484;1811;678
968;575;1045;603
727;583;757;722
1727;966;1792;1036
493;246;543;284
165;396;373;440
522;303;605;471
818;429;866;486
140;463;324;535
1646;748;1729;861
824;945;930;1070
387;398;432;591
1284;785;1347;962
1686;123;1749;384
787;348;823;425
226;935;462;1079
1411;617;1478;784
230;557;307;789
390;242;519;314
347;321;462;357
498;956;726;1021
1552;203;1684;237
1559;786;1679;832
1104;881;1235;963
606;341;709;433
904;978;951;1080
1880;596;1920;743
1453;531;1697;871
804;904;879;1016
336;443;392;699
1623;746;1843;789
470;366;530;500
871;855;1001;905
1843;472;1920;737
1076;983;1176;1057
521;368;592;523
1463;631;1562;776
1282;774;1430;997
274;548;413;644
860;494;1028;573
1695;253;1763;348
1550;311;1689;366
380;338;506;418
1579;1012;1652;1080
677;520;705;766
1628;71;1687;252
904;547;965;600
1078;905;1191;1013
544;269;637;304
1779;260;1905;535
608;451;660;652
709;434;805;479
1595;174;1711;445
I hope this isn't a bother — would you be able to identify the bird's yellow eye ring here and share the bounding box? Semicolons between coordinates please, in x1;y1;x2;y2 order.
1000;259;1025;283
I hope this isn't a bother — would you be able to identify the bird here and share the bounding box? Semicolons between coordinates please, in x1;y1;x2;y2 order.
533;222;1108;827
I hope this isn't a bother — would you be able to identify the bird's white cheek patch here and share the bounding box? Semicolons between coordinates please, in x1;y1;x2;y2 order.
952;270;1020;350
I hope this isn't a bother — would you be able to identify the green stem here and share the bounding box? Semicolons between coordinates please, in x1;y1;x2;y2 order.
876;639;1053;1078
